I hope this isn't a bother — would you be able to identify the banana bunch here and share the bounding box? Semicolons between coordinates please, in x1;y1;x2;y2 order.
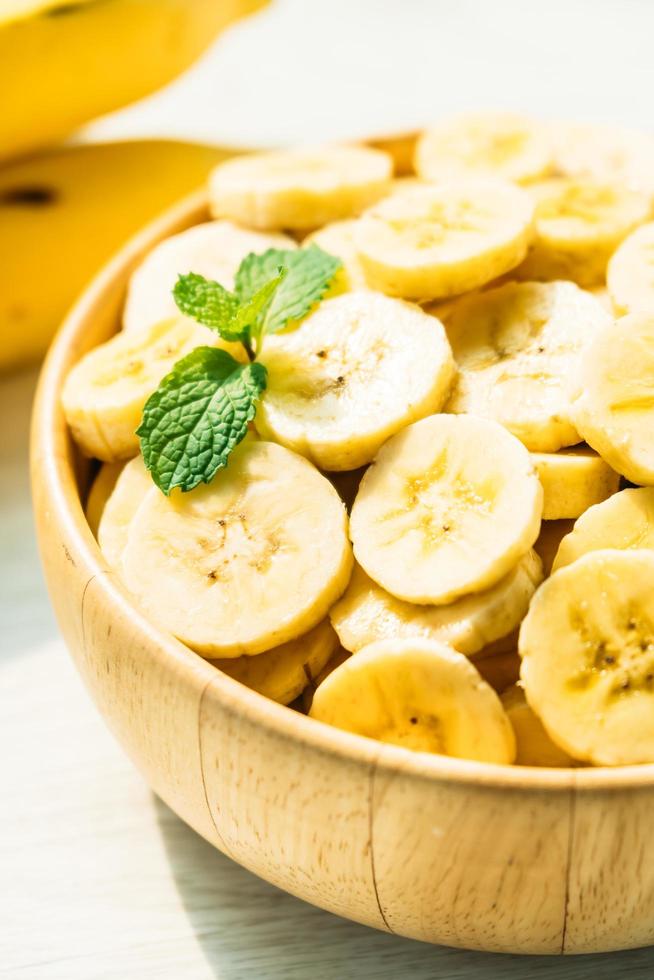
63;114;654;767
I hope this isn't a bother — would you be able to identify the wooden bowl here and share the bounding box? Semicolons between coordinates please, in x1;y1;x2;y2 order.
31;192;654;956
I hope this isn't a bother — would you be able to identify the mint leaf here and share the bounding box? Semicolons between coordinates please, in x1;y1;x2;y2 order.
231;268;286;349
235;244;341;334
173;273;240;338
137;347;267;494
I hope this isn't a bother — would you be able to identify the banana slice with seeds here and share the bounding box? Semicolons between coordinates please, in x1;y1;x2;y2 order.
97;455;151;569
304;220;369;290
520;549;654;766
86;461;125;537
208;146;393;231
62;317;228;461
330;551;542;657
501;685;575;767
552;487;654;573
445;280;609;452
516;177;651;286
123;220;296;333
256;291;455;471
120;440;353;657
569;312;654;485
353;179;534;300
415;112;552;185
607;222;654;316
209;619;339;705
532;446;620;520
350;414;543;605
309;637;515;763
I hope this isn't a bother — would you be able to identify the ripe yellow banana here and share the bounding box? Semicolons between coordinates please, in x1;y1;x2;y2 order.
532;446;620;520
552;487;654;573
209;146;393;231
415;112;552;184
96;456;151;569
607;222;654;316
501;685;575;767
330;552;542;657
353;179;534;300
520;549;654;765
445;280;610;451
120;440;353;657
569;312;654;485
256;291;455;471
0;140;240;371
209;619;339;706
304;220;370;290
551;121;654;199
0;0;266;161
309;637;516;763
349;414;543;605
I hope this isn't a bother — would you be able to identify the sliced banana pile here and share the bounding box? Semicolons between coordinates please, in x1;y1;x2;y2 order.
64;113;654;767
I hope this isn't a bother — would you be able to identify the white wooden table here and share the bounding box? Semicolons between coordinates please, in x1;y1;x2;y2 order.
6;1;654;973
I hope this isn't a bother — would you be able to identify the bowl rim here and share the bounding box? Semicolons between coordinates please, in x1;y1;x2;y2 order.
31;188;654;795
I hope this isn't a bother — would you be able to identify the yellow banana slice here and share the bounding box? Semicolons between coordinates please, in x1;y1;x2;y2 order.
589;285;614;314
552;487;654;573
534;519;575;576
352;179;534;300
304;220;369;290
569;312;654;485
85;461;125;537
209;619;338;706
532;446;620;520
500;685;575;767
208;146;392;231
309;637;515;763
607;222;654;316
520;549;654;766
301;647;351;713
415;112;552;185
350;414;543;605
123;220;296;333
516;177;651;286
256;292;454;471
551;121;654;197
120;440;353;657
97;455;151;569
62;317;225;461
330;551;542;657
445;280;609;451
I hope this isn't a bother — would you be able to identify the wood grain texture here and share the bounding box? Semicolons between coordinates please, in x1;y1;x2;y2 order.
29;192;654;955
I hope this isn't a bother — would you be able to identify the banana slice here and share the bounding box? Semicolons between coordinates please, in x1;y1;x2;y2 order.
569;312;654;485
97;455;151;569
352;179;534;300
445;280;609;452
500;685;575;767
350;414;543;605
472;647;521;694
534;519;575;575
533;446;620;520
330;551;542;657
551;121;654;198
208;146;393;231
120;440;353;657
607;222;654;316
589;285;614;314
516;177;651;286
62;317;226;461
520;549;654;766
123;220;296;333
209;619;338;706
256;291;455;471
309;637;515;763
85;461;125;537
552;487;654;573
301;647;351;713
415;112;552;185
304;220;369;290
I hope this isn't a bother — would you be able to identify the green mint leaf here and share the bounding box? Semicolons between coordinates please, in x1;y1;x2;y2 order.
137;347;267;494
235;244;341;335
173;273;241;338
230;268;286;349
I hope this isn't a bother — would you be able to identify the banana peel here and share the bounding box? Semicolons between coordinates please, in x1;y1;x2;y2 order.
0;139;241;371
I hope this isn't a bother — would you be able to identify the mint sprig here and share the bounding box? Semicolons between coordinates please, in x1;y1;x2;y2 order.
138;245;341;494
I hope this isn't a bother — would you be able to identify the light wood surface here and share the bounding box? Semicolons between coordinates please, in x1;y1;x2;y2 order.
27;193;654;958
